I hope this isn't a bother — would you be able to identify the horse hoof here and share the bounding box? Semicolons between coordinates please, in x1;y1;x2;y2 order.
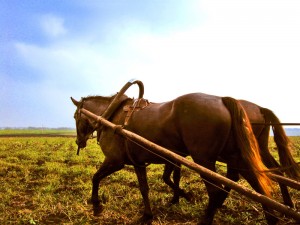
266;216;279;225
197;221;212;225
284;201;294;209
183;191;194;202
138;214;153;225
197;216;213;225
169;197;179;205
93;204;103;216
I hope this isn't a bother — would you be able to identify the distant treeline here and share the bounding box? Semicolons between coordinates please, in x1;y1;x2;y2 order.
0;127;75;130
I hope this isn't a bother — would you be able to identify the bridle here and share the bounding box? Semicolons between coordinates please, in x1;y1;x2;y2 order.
74;79;145;156
75;98;99;155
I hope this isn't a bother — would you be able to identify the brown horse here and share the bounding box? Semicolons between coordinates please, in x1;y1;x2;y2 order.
71;92;278;225
163;100;300;207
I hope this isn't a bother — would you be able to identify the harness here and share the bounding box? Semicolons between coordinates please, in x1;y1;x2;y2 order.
96;97;150;149
123;98;151;167
92;98;152;167
123;98;150;126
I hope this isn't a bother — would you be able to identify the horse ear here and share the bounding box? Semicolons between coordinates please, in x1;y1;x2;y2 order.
70;97;80;106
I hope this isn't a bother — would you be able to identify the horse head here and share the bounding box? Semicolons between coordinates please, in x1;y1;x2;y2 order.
71;79;144;155
71;94;131;155
71;97;98;154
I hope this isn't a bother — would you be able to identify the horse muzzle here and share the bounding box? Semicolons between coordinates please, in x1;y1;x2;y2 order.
76;139;87;149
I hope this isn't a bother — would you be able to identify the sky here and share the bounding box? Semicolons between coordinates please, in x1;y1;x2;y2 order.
1;0;300;128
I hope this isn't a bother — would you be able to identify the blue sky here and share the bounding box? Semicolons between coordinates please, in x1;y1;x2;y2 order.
1;0;300;128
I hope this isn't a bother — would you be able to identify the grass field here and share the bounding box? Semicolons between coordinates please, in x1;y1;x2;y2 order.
0;128;76;136
0;133;299;224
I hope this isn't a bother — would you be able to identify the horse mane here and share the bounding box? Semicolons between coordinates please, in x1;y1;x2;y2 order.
81;93;130;102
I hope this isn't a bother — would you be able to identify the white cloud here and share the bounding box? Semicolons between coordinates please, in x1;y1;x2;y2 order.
199;0;300;46
40;14;67;38
12;0;300;126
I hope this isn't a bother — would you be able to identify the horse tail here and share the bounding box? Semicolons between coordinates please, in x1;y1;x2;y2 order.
222;97;272;197
260;107;300;179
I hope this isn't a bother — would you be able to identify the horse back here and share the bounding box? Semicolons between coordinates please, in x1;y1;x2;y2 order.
127;93;232;162
239;100;264;123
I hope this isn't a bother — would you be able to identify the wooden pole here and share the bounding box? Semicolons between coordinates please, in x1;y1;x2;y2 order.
251;122;300;126
80;108;300;221
270;174;300;190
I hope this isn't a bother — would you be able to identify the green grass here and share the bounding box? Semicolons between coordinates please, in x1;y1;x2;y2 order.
0;128;76;136
0;136;299;224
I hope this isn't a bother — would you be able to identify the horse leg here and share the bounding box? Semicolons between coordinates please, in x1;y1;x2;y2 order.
274;174;294;208
239;167;279;225
90;158;124;216
134;166;153;224
200;180;227;225
256;126;294;208
163;164;180;204
163;163;192;204
212;166;240;207
260;149;294;208
173;164;193;202
194;161;227;225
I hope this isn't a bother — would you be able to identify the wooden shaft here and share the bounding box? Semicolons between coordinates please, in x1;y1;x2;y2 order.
270;174;300;190
251;122;300;126
80;108;300;221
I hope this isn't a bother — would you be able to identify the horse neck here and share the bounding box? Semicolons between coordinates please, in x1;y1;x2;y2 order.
83;95;132;117
83;97;112;116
